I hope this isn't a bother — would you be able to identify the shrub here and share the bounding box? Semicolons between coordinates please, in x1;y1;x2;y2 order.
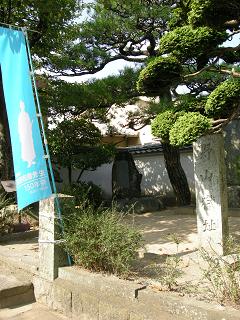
151;110;184;142
159;26;228;62
62;203;143;276
61;181;103;207
137;56;182;95
205;78;240;118
169;112;211;147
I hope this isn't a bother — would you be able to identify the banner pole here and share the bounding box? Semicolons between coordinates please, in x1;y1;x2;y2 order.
23;29;71;266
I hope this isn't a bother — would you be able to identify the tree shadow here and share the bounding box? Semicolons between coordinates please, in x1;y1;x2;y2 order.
133;151;195;203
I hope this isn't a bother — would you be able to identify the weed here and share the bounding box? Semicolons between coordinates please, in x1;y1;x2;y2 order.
145;233;184;291
200;237;240;305
62;182;103;207
152;255;183;290
61;201;143;276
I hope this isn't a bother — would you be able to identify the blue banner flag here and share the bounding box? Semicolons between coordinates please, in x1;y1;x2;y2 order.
0;27;52;210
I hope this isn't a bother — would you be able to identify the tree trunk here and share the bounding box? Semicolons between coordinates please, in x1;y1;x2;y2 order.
0;67;13;180
158;87;191;206
162;142;191;206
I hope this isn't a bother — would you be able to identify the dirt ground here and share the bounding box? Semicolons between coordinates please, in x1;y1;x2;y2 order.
125;209;240;304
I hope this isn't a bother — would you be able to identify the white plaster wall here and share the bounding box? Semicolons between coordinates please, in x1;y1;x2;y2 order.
57;163;113;199
57;150;195;200
79;163;113;199
133;150;195;197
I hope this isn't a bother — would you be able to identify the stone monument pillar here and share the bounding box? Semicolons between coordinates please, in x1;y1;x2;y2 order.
193;134;229;255
38;194;74;281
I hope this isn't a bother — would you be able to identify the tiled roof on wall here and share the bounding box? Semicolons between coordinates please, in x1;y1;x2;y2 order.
118;143;192;155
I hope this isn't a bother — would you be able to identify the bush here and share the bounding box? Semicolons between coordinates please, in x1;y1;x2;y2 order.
137;56;182;95
62;203;143;276
159;26;227;62
61;181;103;207
205;78;240;118
169;112;211;147
151;110;184;142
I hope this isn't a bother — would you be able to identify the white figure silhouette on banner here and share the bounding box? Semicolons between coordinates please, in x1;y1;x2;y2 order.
18;100;36;167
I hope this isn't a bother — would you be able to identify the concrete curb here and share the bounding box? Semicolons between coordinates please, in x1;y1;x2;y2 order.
46;266;240;320
1;251;240;320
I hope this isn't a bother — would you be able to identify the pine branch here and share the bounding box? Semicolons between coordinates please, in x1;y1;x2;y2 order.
51;55;146;77
184;58;219;79
216;68;240;77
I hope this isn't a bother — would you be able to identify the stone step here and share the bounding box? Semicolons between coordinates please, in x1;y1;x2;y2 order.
0;303;69;320
0;265;35;309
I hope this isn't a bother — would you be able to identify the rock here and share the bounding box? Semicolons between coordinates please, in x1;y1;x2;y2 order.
112;151;142;199
116;196;165;214
13;222;30;233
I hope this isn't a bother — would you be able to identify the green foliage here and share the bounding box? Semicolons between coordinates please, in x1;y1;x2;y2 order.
48;118;102;168
182;69;228;96
62;182;103;207
0;0;80;64
42;68;140;122
0;192;15;235
188;0;240;29
151;96;208;143
188;0;214;27
158;232;184;290
222;51;240;64
151;110;184;142
62;203;143;276
48;119;115;183
50;0;171;74
201;237;240;305
205;78;240;118
169;112;211;147
0;191;13;211
159;26;228;61
169;6;188;29
137;56;182;95
174;95;207;113
74;144;116;176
